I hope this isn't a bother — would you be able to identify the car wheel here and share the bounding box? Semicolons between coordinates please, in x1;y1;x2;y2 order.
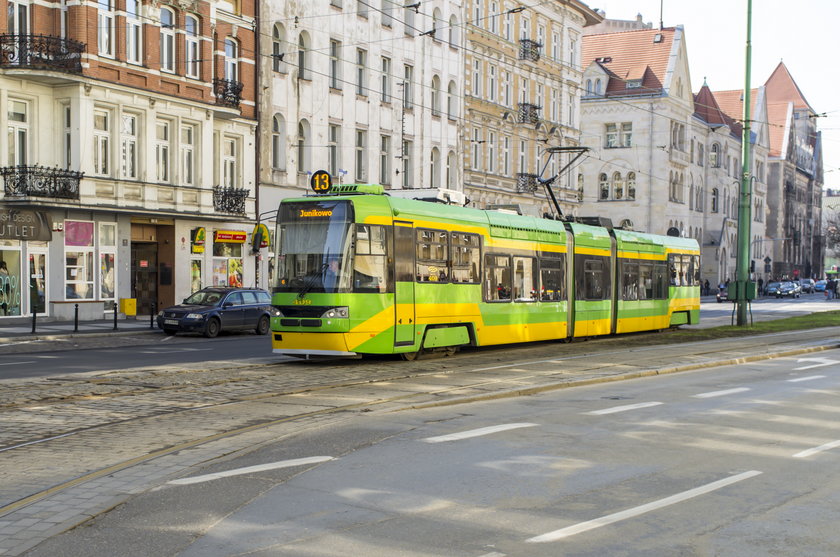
255;315;270;335
163;328;177;336
204;318;221;338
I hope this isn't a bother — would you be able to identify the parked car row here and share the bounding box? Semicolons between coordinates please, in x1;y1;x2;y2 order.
765;281;801;298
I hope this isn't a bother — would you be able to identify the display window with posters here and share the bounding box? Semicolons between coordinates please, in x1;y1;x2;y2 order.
212;230;245;287
190;259;203;292
0;242;22;316
65;221;95;299
100;223;117;309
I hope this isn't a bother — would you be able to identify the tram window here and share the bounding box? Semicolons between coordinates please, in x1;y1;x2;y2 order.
513;257;538;301
622;261;640;301
353;224;388;292
669;254;684;286
485;254;511;301
451;232;480;283
693;255;701;283
654;262;668;298
539;256;566;301
575;255;610;300
639;263;653;299
682;254;697;286
416;228;448;282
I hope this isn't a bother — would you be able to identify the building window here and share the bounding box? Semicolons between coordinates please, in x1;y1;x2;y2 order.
472;128;482;170
431;75;441;116
355;129;367;181
488;65;497;102
185;15;200;78
710;143;720;167
487;132;495;173
356;48;367;95
518;140;526;173
552;32;559;60
446;150;456;188
379;135;390;185
612;172;623;200
403;64;414;109
503;12;511;41
272;24;286;72
357;0;368;17
381;0;393;27
120;113;138;179
298;34;309;80
449;16;459;47
222;137;237;187
7;99;28;166
430;147;440;188
402;140;412;188
473;0;482;26
489;2;499;34
65;221;94;300
98;0;115;57
160;7;175;72
155;121;171;183
181;124;196;185
328;124;340;177
273;115;286;171
126;0;142;64
380;56;390;101
447;81;457;119
63;105;72;169
502;71;511;106
93;110;110;176
473;60;482;98
606;122;632;148
224;38;238;81
404;3;415;35
599;172;609;200
100;223;116;301
627;172;636;200
502;137;510;176
329;39;342;89
297;120;310;173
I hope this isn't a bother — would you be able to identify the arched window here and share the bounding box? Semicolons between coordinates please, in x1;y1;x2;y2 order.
433;8;443;39
689;178;694;210
447;81;457;119
627;172;636;199
585;79;592;95
224;38;238;81
599;173;609;200
595;79;602;95
612;172;623;200
272;114;286;170
126;0;142;65
449;16;459;47
711;188;719;212
297;120;310;173
185;15;200;78
710;143;720;167
446;151;456;188
430;147;440;188
160;7;175;72
272;23;286;73
431;75;441;116
298;33;309;80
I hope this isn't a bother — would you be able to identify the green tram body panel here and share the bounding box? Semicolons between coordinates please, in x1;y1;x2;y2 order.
270;190;700;357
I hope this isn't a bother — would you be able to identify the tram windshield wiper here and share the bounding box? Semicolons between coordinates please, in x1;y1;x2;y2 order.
297;263;328;298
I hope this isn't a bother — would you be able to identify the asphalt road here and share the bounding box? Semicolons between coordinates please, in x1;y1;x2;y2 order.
25;349;840;556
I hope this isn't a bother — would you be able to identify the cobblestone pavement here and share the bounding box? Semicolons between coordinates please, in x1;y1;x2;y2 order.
0;327;838;555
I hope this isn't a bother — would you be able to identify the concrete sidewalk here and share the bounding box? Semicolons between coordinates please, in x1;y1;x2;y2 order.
0;315;159;342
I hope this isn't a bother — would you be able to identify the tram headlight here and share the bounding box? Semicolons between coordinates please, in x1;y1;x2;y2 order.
272;306;285;317
322;306;349;319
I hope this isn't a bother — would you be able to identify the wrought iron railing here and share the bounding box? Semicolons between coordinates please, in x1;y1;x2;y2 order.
519;39;542;62
213;78;244;108
213;186;249;214
0;165;83;199
0;34;85;73
517;102;541;125
516;173;539;193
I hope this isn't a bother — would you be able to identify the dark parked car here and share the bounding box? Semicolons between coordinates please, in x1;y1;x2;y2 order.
716;288;729;303
765;281;800;299
157;287;272;337
799;278;816;294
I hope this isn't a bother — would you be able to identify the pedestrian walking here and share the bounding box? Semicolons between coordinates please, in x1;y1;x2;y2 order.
757;278;763;297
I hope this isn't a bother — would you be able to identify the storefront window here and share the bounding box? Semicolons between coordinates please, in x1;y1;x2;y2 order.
0;244;22;316
190;259;202;292
212;233;243;286
28;251;46;314
65;220;94;299
100;223;116;303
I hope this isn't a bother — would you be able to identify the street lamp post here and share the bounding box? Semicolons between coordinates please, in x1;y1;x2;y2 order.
734;0;754;325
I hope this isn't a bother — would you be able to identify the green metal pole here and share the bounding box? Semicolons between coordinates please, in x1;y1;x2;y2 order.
736;0;753;325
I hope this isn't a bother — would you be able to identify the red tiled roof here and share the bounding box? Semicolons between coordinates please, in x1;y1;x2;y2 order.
582;28;676;96
693;85;742;137
713;89;759;123
765;101;791;157
765;62;812;111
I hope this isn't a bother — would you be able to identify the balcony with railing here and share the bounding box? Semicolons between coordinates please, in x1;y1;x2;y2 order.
213;78;244;108
0;165;83;200
516;173;539;193
0;34;84;73
519;39;542;62
517;103;541;125
213;186;249;214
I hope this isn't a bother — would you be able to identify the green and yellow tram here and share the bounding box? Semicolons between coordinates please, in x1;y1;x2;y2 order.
270;184;700;359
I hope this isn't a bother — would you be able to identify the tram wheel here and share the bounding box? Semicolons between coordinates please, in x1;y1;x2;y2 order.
401;350;420;361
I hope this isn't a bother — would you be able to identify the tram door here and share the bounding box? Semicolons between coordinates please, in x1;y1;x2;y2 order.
393;223;416;346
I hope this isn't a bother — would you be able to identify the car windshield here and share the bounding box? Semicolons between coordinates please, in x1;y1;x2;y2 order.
767;282;781;289
184;290;224;306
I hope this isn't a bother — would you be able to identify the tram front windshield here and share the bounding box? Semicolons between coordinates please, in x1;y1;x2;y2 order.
274;200;354;293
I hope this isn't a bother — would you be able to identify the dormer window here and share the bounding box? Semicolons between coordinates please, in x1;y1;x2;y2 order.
627;79;642;89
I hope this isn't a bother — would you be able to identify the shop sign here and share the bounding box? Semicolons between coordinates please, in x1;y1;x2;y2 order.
0;209;52;241
214;230;247;243
191;227;206;254
252;223;270;249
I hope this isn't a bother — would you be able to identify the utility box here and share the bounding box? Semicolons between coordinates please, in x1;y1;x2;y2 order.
120;298;137;316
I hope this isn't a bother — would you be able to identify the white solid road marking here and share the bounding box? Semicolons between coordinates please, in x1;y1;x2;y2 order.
0;361;35;366
787;375;827;383
793;440;840;459
526;470;762;543
422;423;538;443
693;387;750;399
794;358;839;371
168;456;335;485
587;402;663;415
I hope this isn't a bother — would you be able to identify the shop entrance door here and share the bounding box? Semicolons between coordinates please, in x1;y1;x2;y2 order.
27;252;47;315
132;243;158;316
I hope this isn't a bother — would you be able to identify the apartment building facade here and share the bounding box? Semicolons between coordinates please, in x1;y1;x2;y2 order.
0;0;258;319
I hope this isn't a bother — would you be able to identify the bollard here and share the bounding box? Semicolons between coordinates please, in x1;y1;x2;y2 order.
113;302;118;330
31;309;36;334
150;302;156;329
74;303;79;332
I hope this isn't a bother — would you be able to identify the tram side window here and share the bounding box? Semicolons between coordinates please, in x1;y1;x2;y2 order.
353;224;388;292
416;228;449;282
485;254;511;301
451;232;480;283
683;254;700;285
580;258;606;300
669;254;686;286
654;262;668;298
539;256;566;301
513;257;538;301
621;261;640;301
639;263;653;299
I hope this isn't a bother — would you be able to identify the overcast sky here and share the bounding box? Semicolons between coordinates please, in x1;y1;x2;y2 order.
593;0;839;185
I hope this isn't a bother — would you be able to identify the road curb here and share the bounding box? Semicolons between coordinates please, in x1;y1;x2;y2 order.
398;342;840;411
0;329;160;344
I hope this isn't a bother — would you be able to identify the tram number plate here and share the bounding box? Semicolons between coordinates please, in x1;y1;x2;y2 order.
164;319;179;325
